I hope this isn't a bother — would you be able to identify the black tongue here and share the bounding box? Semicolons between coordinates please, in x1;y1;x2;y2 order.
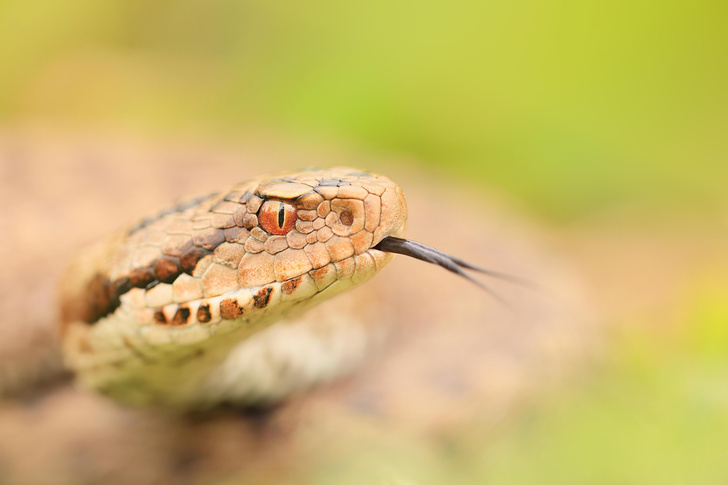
373;236;533;304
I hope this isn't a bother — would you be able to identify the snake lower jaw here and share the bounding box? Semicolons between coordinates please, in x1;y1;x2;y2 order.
61;168;411;408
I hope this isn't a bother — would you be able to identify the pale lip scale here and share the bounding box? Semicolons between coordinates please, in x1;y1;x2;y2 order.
59;167;520;408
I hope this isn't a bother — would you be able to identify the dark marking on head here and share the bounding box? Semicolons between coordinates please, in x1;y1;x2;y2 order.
128;267;156;289
253;287;274;309
153;309;167;325
154;256;181;283
114;277;132;295
172;306;191;326
197;304;212;323
180;246;212;274
83;236;220;324
281;276;302;295
318;179;341;187
63;274;121;325
220;298;245;320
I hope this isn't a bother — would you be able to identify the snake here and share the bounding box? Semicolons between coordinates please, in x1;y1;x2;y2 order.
59;167;497;409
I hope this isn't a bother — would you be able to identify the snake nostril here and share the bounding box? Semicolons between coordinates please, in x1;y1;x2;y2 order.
339;210;354;226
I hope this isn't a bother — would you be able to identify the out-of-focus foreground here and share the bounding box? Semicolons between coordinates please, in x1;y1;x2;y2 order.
1;1;727;484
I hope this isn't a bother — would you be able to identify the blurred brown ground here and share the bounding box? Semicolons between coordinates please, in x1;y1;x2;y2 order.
0;127;599;484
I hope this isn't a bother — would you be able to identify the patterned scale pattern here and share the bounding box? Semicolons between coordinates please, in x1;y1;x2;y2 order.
60;168;407;406
104;168;405;328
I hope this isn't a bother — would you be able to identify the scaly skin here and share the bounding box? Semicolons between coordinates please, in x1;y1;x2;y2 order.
59;168;407;408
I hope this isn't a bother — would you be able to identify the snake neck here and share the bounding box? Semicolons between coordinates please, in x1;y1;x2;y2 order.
59;168;406;408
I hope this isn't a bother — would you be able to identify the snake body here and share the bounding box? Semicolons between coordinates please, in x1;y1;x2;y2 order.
60;168;407;408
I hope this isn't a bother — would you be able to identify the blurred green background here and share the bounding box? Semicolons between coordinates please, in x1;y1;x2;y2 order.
1;0;726;219
1;1;727;483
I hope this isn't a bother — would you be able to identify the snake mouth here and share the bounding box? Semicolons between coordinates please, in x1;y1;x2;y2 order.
373;236;533;303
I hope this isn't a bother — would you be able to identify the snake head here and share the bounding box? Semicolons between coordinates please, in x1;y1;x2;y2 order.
61;166;525;407
62;168;409;329
228;167;408;304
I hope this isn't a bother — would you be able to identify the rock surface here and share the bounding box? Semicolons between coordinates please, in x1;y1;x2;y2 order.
0;128;596;484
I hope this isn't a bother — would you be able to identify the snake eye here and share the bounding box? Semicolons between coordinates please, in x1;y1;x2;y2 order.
259;200;297;235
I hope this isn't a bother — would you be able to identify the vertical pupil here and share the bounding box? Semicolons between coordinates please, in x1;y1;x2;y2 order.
277;202;285;228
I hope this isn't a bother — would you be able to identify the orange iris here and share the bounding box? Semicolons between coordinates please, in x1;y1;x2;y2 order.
258;200;297;235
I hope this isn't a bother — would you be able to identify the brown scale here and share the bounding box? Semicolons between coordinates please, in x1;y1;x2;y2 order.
153;310;167;325
62;274;123;325
80;198;239;324
197;304;212;323
281;276;303;295
219;298;245;320
171;307;191;326
253;287;274;309
75;176;377;325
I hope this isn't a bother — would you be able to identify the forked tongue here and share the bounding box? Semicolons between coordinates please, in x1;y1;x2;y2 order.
373;236;534;306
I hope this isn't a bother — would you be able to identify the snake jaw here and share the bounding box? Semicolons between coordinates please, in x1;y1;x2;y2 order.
59;168;419;407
